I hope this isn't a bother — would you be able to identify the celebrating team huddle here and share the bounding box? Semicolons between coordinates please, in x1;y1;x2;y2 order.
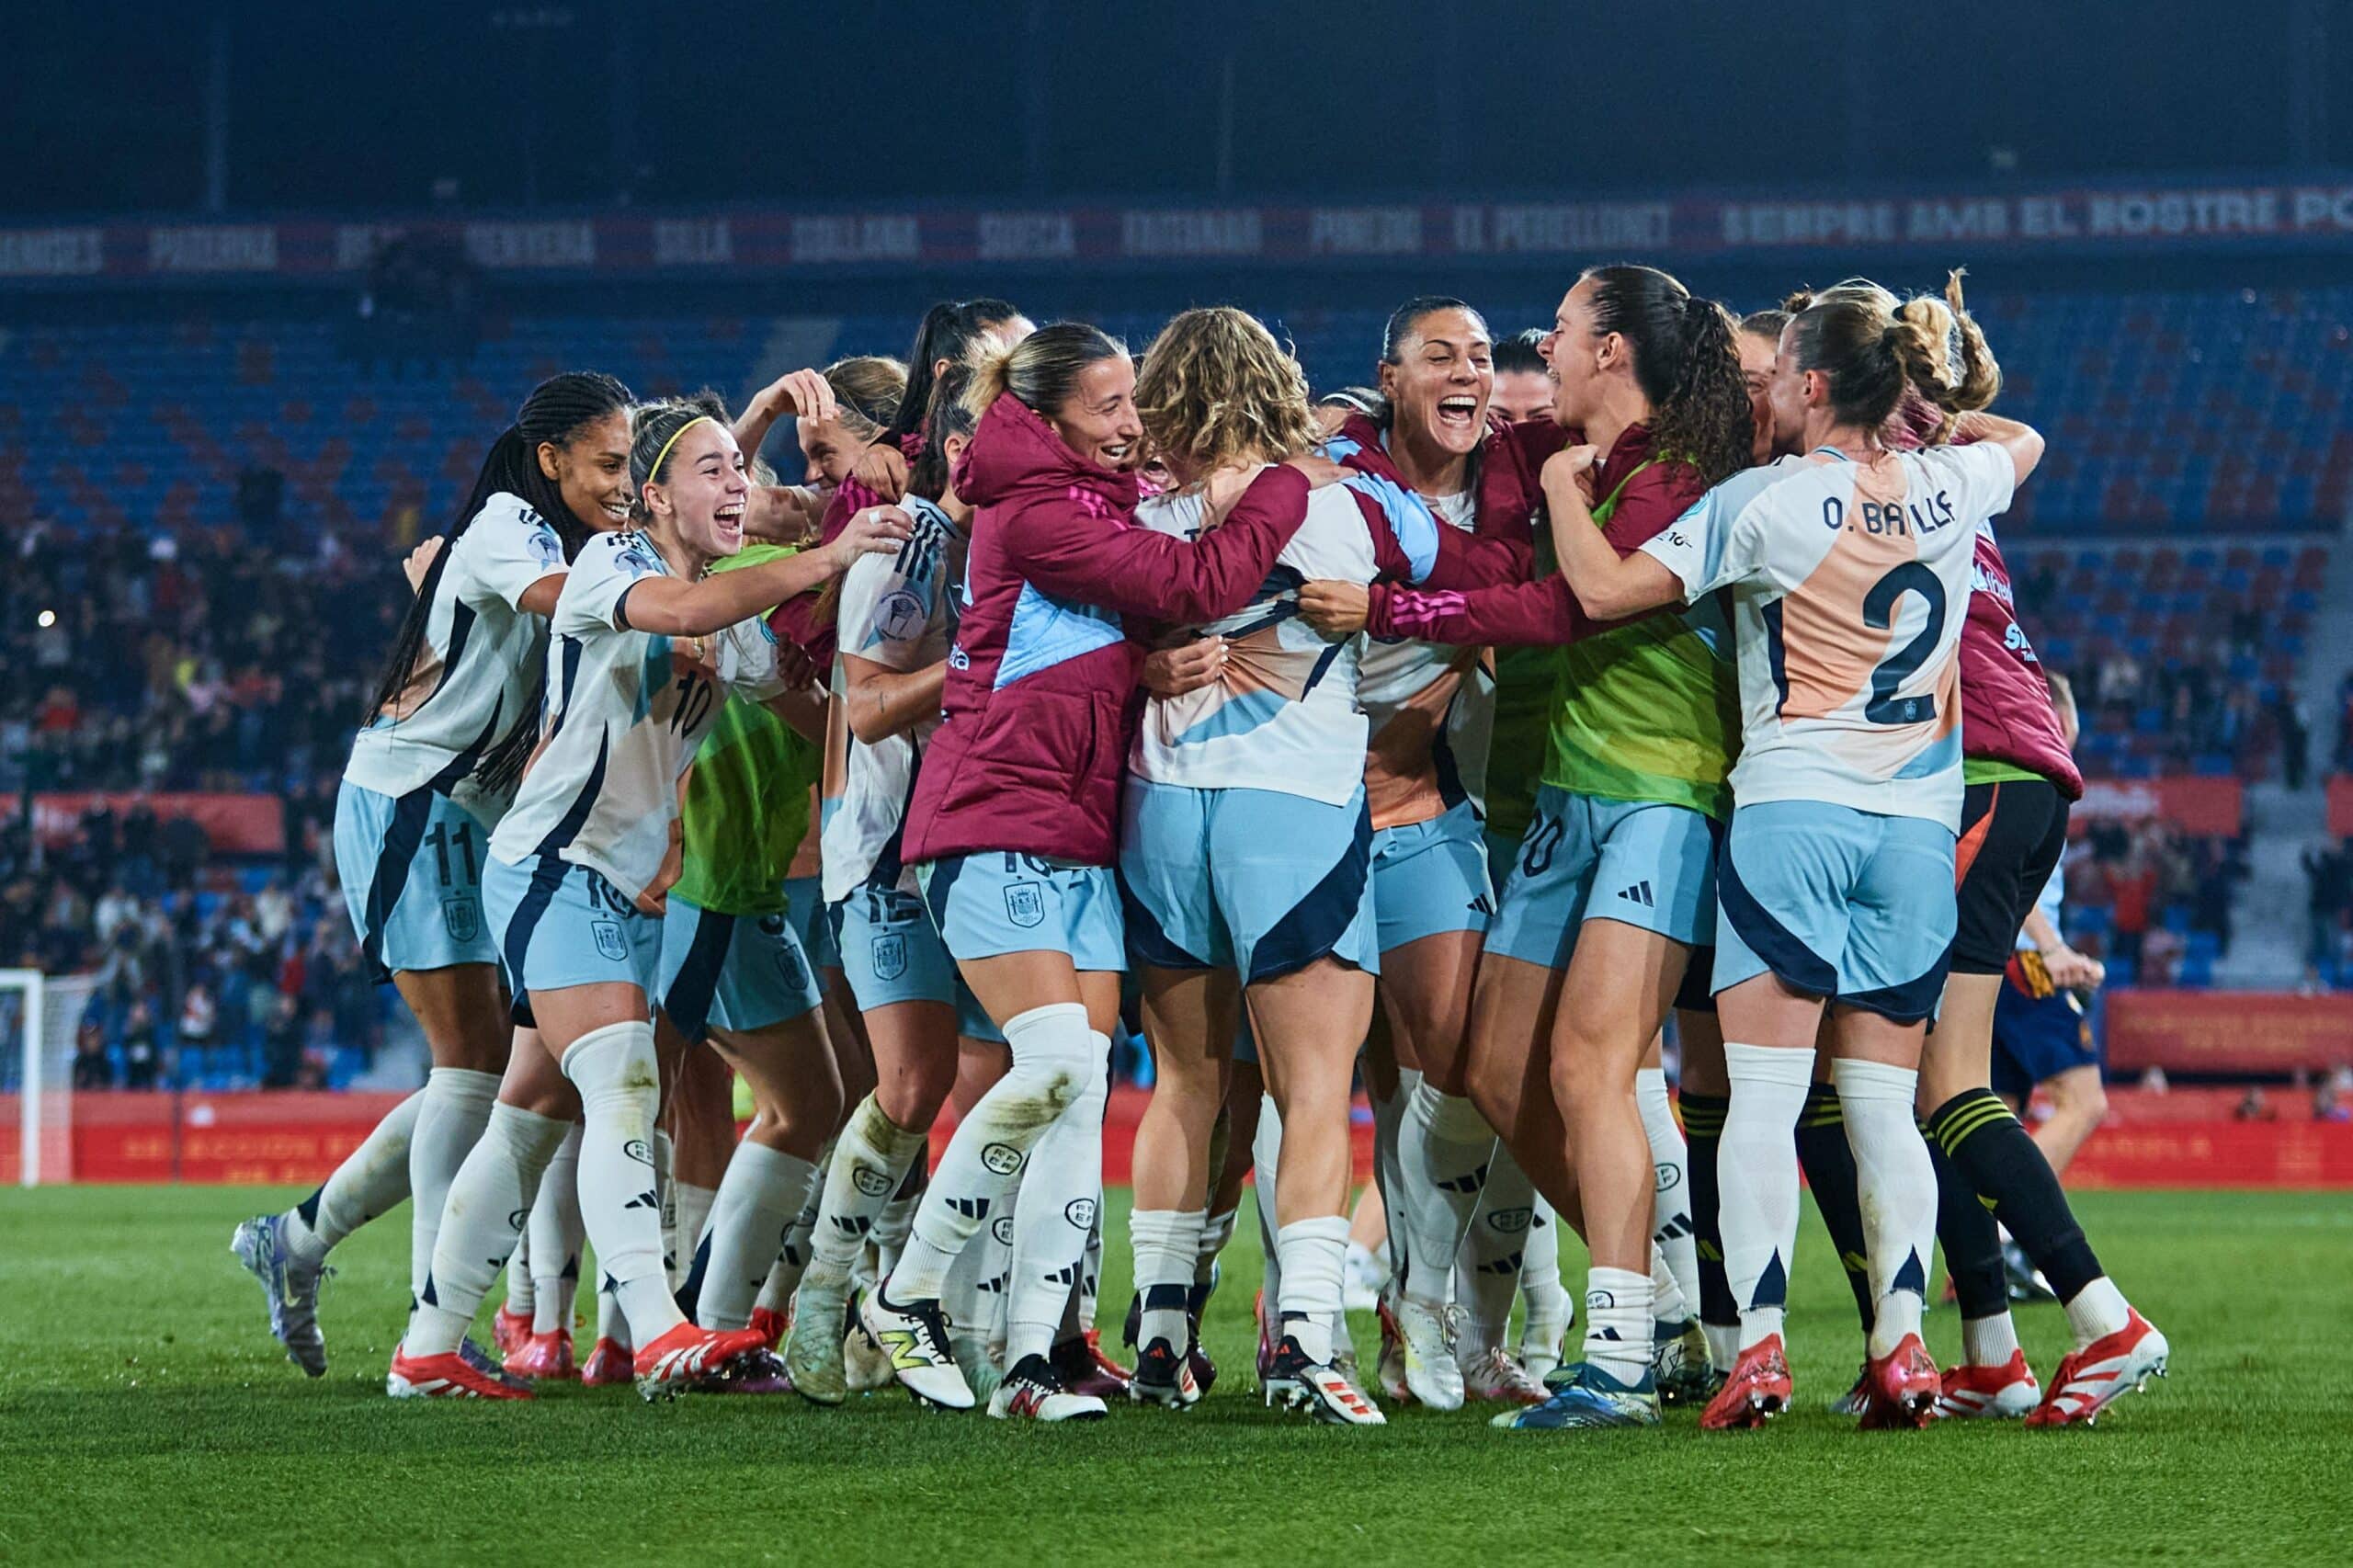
229;264;2170;1432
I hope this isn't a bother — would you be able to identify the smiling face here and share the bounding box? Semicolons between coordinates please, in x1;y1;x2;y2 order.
796;415;874;489
1380;307;1493;460
645;421;751;560
539;410;634;530
1539;278;1623;428
1049;354;1143;471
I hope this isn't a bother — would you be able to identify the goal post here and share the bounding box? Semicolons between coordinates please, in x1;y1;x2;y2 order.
4;970;101;1187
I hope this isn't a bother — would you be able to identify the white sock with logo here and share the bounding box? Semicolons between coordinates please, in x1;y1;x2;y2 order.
1004;1038;1109;1366
404;1101;570;1358
1398;1082;1495;1305
1582;1266;1655;1386
696;1141;819;1332
563;1021;683;1345
889;1004;1094;1306
1635;1066;1700;1322
803;1096;928;1293
1455;1142;1536;1364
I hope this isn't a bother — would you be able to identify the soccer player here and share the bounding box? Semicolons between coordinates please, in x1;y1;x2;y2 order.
233;371;633;1380
1990;676;2110;1182
1543;279;2047;1431
787;365;1021;1404
1302;267;1753;1427
863;323;1329;1421
1924;494;2165;1424
1320;298;1551;1409
655;540;845;1388
1120;306;1512;1422
385;399;904;1399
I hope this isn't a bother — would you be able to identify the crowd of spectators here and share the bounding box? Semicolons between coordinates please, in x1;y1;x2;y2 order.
3;798;386;1093
2063;818;2244;985
2;517;398;796
1;516;404;1091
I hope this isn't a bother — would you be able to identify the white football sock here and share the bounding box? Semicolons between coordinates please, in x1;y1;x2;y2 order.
1721;1043;1814;1351
405;1101;569;1357
1197;1205;1239;1287
1004;1035;1109;1366
284;1089;423;1268
757;1135;832;1316
1582;1265;1654;1385
890;1003;1094;1305
874;1162;926;1282
1131;1208;1203;1351
1275;1215;1349;1365
1369;1064;1414;1288
1252;1093;1283;1304
1518;1196;1573;1364
1650;1240;1693;1330
1635;1066;1701;1322
803;1095;929;1291
696;1142;819;1332
528;1125;583;1335
1962;1310;2020;1368
1832;1057;1937;1359
1079;1202;1105;1336
407;1066;500;1302
563;1020;683;1345
2064;1277;2131;1350
1398;1081;1495;1305
506;1230;535;1319
669;1181;719;1294
1455;1140;1535;1363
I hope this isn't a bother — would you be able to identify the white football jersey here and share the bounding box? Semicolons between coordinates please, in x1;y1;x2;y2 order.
1127;476;1384;806
343;492;568;824
1640;442;2017;831
488;530;787;902
821;496;967;902
1355;489;1495;824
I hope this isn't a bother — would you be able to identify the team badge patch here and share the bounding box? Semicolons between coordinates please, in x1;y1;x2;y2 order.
442;896;481;944
1486;1205;1534;1235
870;932;907;982
981;1142;1025;1176
1003;881;1046;928
876;589;926;643
592;919;628;962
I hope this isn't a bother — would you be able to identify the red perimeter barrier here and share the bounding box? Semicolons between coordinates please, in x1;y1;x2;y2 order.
2104;990;2353;1074
7;1085;2350;1188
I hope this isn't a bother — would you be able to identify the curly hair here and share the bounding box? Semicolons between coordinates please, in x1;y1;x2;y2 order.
1134;306;1321;478
1577;265;1752;488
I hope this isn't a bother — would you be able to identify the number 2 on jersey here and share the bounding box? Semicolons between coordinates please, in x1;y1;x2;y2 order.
1859;562;1945;725
1760;562;1947;725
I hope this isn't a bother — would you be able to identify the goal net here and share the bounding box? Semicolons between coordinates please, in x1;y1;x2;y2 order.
2;971;103;1187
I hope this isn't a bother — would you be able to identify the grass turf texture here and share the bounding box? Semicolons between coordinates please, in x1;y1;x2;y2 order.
1;1187;2347;1565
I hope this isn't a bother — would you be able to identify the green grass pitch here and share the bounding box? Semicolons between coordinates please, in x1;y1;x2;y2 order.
1;1186;2347;1565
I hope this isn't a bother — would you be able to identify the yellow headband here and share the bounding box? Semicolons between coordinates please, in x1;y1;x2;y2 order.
644;414;716;492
